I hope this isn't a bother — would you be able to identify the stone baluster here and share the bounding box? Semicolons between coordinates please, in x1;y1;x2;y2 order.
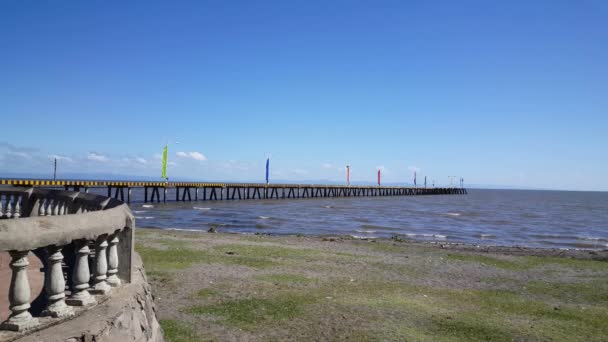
5;195;13;218
41;245;74;318
0;251;39;331
52;200;58;216
106;232;121;287
13;196;21;218
66;240;96;306
0;196;4;218
38;198;45;216
91;235;111;294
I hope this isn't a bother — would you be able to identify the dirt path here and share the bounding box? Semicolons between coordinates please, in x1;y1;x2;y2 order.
136;228;608;342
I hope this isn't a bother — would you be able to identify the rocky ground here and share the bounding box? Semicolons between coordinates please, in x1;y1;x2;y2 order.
136;228;608;342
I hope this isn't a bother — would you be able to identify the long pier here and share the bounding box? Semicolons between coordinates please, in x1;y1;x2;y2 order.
0;179;467;203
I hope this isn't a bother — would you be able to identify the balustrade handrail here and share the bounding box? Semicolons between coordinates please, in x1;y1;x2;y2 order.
0;186;135;337
0;204;134;252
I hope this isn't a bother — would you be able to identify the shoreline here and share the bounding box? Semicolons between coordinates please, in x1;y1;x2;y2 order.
139;226;608;260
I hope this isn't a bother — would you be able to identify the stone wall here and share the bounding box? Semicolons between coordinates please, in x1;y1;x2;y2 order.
14;253;164;342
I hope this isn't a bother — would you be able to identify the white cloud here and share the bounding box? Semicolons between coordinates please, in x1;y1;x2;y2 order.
49;154;73;162
176;151;207;161
7;151;31;159
135;157;147;164
87;152;109;162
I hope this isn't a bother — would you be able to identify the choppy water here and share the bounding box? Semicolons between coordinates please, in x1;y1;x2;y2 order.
122;189;608;250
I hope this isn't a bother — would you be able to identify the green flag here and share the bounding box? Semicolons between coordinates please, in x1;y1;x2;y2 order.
161;145;168;179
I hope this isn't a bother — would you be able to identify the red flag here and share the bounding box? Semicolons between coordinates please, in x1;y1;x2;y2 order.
377;169;381;186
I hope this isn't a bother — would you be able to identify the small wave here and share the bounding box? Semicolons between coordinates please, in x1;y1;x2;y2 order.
443;212;461;217
531;234;583;241
133;210;148;214
142;204;154;208
577;236;608;242
134;216;155;220
166;228;201;232
356;229;377;233
351;235;378;239
323;205;333;209
360;224;400;231
258;216;270;219
406;233;447;239
477;234;496;239
193;207;211;210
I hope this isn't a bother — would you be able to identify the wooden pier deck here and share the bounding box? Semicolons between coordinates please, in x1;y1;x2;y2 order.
0;179;467;203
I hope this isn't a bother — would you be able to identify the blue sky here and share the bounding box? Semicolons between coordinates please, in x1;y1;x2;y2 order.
1;0;606;190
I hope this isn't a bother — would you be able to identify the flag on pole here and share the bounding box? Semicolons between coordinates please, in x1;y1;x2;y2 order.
346;165;350;185
265;157;270;184
377;169;381;186
424;176;427;188
414;171;417;187
161;144;168;180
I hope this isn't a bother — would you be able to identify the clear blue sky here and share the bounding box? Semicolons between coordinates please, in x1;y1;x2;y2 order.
1;0;606;190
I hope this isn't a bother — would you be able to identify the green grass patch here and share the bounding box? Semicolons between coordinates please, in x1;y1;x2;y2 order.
160;319;202;342
522;255;608;271
137;243;209;271
465;289;608;340
446;254;526;270
160;239;193;249
315;278;608;340
195;288;217;299
430;315;513;342
146;270;172;282
136;242;279;270
526;280;608;305
256;273;316;284
446;253;608;271
213;243;321;258
187;294;316;328
368;242;410;254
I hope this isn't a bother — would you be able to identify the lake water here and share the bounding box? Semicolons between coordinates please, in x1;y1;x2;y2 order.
126;189;608;250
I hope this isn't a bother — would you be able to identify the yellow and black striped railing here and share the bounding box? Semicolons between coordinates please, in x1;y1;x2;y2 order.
0;179;224;188
2;179;448;189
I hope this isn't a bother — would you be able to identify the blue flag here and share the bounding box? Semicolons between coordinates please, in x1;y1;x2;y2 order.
265;158;270;184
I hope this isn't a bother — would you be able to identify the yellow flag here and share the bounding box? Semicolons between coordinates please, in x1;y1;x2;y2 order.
161;145;168;179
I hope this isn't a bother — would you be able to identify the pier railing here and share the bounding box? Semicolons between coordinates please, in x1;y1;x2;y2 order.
0;187;134;336
1;179;467;204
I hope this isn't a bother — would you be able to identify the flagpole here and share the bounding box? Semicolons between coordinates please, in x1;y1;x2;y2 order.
346;165;350;186
265;156;270;185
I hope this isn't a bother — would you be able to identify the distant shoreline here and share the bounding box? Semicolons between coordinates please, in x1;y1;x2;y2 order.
139;227;608;259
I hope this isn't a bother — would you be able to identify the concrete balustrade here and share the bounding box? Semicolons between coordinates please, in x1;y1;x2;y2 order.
0;186;134;337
